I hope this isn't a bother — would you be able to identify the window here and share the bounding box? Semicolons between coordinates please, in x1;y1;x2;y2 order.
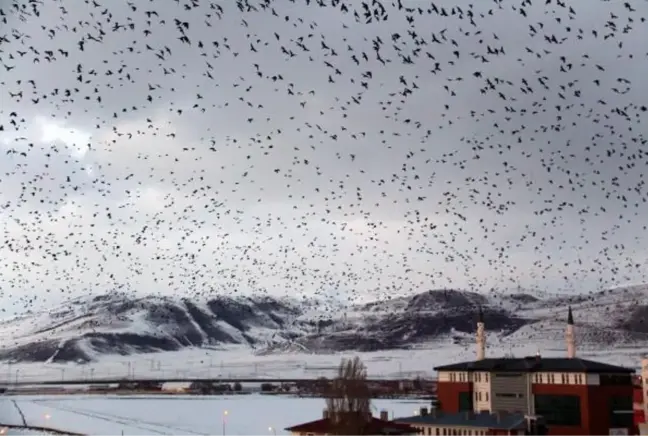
600;374;632;386
496;392;522;398
435;428;440;436
549;374;555;383
485;392;489;401
485;373;489;382
458;391;473;412
534;394;581;426
609;396;633;428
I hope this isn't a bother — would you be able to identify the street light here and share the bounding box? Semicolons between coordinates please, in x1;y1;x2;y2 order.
222;410;228;436
269;426;276;435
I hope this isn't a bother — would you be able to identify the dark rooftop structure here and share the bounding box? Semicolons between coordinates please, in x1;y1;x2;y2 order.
394;410;528;431
434;356;635;374
285;413;415;435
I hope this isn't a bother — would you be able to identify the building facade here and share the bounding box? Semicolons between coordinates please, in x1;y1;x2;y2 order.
432;307;635;436
634;377;644;428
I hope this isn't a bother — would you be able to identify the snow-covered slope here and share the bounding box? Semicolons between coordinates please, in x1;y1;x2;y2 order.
1;285;648;363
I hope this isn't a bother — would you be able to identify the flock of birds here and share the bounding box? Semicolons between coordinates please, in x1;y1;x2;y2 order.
0;0;647;323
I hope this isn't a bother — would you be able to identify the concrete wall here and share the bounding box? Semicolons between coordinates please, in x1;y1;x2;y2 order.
490;373;529;414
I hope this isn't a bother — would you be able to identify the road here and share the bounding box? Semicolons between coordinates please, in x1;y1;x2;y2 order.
7;377;435;386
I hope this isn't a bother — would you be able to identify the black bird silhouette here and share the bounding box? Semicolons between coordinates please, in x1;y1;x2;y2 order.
0;0;646;371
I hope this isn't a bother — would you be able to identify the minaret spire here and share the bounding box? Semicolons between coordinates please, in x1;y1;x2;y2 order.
476;306;486;361
566;306;576;358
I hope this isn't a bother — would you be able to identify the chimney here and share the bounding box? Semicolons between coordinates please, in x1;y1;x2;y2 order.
566;306;576;358
380;410;389;421
323;409;329;420
420;407;428;416
476;306;486;361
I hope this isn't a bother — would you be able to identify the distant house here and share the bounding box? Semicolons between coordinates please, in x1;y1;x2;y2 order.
285;409;417;435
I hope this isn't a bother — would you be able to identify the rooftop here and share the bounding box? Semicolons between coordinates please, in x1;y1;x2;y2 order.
285;415;415;435
434;356;634;374
394;410;528;430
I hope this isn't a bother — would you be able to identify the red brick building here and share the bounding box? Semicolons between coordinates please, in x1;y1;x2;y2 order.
431;307;635;436
634;377;644;427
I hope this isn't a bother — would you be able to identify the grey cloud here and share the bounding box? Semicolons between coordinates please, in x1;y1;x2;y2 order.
1;0;648;312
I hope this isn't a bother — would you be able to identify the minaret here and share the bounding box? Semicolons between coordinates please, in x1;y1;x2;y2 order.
566;306;576;358
476;306;486;361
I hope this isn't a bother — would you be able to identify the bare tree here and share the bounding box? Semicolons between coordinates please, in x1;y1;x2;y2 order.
325;356;373;435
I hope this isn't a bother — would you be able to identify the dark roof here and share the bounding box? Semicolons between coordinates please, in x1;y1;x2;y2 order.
285;416;415;434
394;411;527;430
568;306;574;325
434;356;634;374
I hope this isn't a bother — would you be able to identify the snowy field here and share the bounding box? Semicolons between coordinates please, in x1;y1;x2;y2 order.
0;395;430;435
1;343;646;385
1;430;59;436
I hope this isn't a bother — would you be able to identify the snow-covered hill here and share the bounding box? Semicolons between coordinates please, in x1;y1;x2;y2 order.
1;285;648;363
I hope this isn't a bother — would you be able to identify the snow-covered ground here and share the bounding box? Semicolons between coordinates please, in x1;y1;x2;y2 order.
2;343;646;385
0;398;65;434
1;430;59;436
0;395;431;435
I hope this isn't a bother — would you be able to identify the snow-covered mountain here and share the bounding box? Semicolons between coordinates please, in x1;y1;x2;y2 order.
1;285;648;363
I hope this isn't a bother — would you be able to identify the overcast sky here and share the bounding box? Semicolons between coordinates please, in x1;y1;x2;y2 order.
1;0;647;314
